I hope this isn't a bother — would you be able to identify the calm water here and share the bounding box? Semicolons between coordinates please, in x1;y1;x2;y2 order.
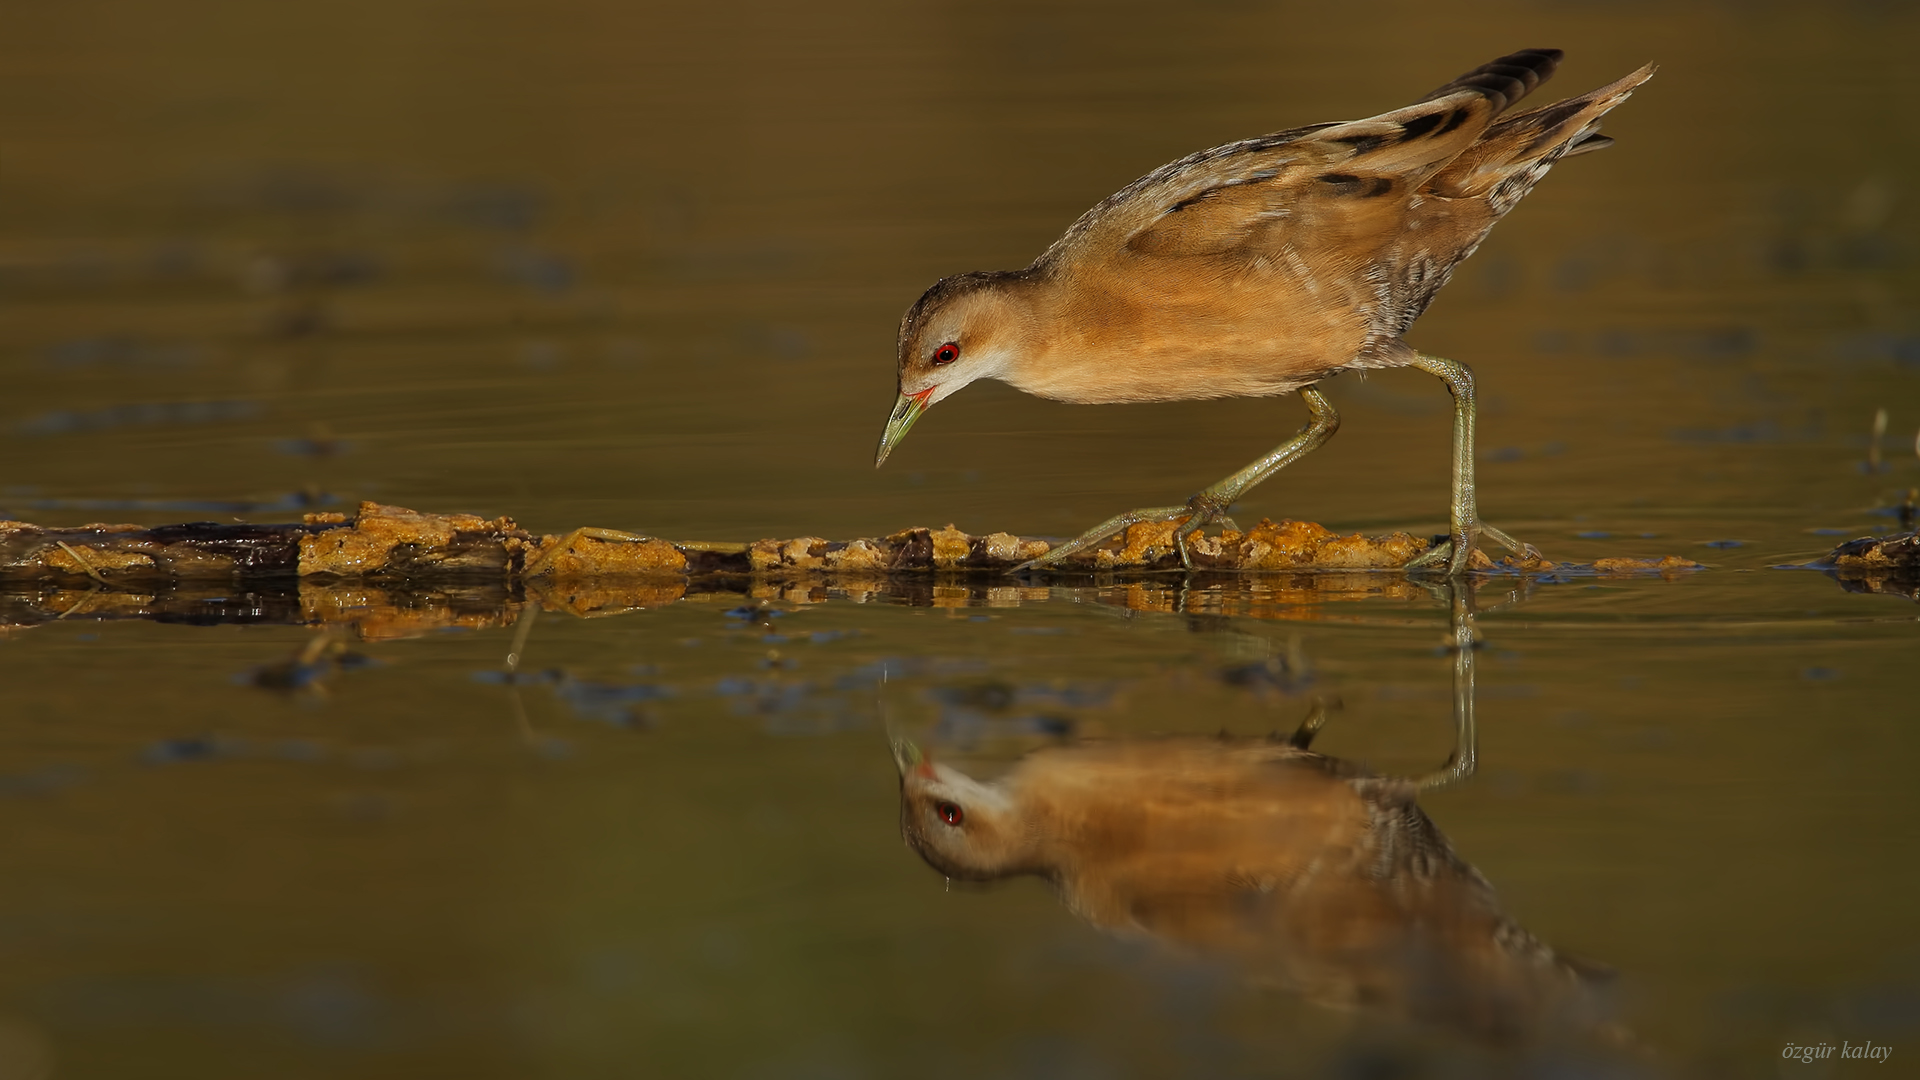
3;3;1918;1077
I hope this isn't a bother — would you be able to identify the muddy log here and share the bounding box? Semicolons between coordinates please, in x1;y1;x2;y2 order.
0;500;1705;586
1822;532;1920;601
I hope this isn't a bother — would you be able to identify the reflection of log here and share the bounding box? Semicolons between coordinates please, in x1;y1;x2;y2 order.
2;500;1700;586
0;574;1436;636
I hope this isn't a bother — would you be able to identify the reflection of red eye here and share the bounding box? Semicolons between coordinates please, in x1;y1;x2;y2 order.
932;343;960;365
936;801;964;826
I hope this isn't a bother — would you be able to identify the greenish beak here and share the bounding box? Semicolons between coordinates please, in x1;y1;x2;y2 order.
890;737;924;779
874;387;935;467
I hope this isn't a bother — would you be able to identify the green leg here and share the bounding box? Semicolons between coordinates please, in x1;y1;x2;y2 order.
1400;353;1541;577
1416;584;1478;792
504;601;540;673
1016;386;1341;572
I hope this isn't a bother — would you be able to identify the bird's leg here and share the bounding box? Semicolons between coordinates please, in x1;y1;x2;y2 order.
1400;354;1542;577
504;600;540;673
1016;387;1340;572
1416;583;1479;792
1011;502;1195;571
1172;386;1341;568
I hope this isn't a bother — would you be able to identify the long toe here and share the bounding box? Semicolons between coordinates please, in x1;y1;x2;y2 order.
1014;504;1192;572
1476;522;1549;567
1405;538;1469;576
1405;540;1450;570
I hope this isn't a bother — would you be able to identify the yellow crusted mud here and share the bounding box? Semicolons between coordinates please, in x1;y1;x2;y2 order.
524;532;688;578
298;501;520;577
0;502;1704;583
1592;555;1703;575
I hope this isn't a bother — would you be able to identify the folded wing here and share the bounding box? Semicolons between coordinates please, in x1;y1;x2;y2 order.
1044;49;1568;267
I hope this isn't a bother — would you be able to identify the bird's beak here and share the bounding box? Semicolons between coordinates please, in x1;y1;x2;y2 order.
874;387;935;467
890;737;934;780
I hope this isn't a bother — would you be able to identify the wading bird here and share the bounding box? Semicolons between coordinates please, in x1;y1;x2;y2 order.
889;706;1612;1041
875;49;1654;575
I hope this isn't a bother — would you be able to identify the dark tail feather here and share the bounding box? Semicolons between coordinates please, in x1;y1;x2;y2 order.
1302;50;1567;181
1426;63;1656;201
1562;130;1615;157
1415;48;1563;114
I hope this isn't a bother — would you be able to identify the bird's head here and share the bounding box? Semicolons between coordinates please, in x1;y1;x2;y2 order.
875;270;1030;466
890;737;1034;880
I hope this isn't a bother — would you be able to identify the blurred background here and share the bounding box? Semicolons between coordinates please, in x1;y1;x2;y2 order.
3;2;1918;1077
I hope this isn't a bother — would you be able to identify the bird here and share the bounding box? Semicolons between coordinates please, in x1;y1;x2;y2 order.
874;49;1655;576
889;710;1614;1041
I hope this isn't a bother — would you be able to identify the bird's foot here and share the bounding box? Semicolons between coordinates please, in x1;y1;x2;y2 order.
1171;492;1238;570
1012;493;1236;573
1404;522;1544;577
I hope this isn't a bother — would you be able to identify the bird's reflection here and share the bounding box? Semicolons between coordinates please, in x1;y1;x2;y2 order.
891;589;1613;1043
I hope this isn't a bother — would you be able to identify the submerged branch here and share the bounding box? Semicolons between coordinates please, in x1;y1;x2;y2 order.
0;500;1702;587
1821;532;1920;601
0;501;1797;635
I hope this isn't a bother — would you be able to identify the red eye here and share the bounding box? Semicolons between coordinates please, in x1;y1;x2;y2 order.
932;342;960;365
936;801;964;826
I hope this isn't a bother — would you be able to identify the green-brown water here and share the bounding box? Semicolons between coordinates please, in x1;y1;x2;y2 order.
3;3;1918;1077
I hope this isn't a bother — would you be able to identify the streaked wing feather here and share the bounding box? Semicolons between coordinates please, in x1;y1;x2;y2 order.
1115;91;1504;261
1561;131;1613;157
1096;48;1572;264
1034;124;1336;268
